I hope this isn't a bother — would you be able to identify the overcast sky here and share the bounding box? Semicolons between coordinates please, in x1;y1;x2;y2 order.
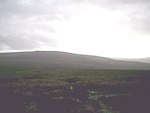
0;0;150;58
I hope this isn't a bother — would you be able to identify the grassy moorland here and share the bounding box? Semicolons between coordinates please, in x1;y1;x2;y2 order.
0;51;150;113
0;69;150;113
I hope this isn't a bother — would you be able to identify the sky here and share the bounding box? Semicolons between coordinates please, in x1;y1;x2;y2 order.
0;0;150;58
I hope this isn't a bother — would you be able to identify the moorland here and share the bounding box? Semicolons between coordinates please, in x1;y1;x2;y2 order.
0;51;150;113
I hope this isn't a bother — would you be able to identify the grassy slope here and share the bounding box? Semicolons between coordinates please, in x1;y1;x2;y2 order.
0;51;150;70
0;69;149;90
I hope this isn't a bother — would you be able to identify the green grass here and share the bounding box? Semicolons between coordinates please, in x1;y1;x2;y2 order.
0;69;149;95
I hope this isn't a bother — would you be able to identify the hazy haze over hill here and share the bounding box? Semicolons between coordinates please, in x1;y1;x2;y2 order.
118;58;150;63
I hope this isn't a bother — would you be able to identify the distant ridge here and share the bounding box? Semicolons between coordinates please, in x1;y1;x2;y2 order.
0;51;150;70
118;57;150;64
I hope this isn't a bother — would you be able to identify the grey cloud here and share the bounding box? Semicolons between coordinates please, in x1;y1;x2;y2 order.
0;34;39;50
0;0;63;51
0;0;60;18
72;0;150;34
0;16;57;50
76;0;150;4
0;32;56;50
123;3;150;34
90;0;150;34
0;0;150;51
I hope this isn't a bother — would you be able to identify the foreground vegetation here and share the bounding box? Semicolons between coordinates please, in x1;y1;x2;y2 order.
0;69;150;113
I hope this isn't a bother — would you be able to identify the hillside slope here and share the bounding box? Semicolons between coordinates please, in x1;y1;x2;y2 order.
0;51;150;70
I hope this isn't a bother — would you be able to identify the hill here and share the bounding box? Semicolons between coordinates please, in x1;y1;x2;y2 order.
0;51;150;70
